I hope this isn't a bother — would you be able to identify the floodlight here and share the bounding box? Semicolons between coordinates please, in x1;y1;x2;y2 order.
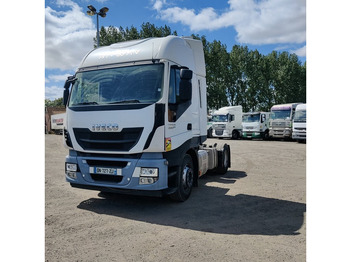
87;10;95;16
99;7;109;14
87;5;96;12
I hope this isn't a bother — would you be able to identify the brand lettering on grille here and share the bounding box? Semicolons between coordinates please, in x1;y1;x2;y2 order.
91;123;118;132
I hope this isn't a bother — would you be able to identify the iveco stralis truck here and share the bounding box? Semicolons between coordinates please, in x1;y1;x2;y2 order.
211;106;243;139
269;103;301;139
62;36;230;201
242;112;270;139
292;103;306;142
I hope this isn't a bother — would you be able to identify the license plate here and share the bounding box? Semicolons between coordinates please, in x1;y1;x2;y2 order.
90;167;121;176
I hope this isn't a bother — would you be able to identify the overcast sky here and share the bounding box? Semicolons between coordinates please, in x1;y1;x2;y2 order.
45;0;306;100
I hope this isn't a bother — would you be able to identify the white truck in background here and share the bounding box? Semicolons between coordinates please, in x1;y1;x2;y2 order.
292;104;306;142
211;106;243;139
269;103;301;139
62;36;231;202
51;113;65;135
242;112;270;139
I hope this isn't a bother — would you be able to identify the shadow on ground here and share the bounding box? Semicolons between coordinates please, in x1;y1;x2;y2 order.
77;171;305;235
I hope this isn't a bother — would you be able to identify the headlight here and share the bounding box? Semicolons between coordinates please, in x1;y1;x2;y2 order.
139;168;159;185
66;163;77;172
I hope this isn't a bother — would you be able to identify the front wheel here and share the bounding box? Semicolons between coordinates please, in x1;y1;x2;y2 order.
232;130;239;140
263;130;269;140
169;154;194;202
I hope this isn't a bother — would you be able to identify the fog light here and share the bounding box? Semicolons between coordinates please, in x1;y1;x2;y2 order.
66;171;77;179
139;177;158;184
66;163;77;172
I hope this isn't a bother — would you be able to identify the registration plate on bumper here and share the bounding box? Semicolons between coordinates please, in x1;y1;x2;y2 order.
89;167;122;176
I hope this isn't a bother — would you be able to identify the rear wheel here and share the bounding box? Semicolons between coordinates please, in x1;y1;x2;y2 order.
216;144;230;174
169;154;194;202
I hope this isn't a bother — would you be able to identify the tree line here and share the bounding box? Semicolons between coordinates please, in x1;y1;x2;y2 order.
46;22;306;112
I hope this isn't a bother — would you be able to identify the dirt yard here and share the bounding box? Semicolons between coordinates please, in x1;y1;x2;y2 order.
45;134;306;262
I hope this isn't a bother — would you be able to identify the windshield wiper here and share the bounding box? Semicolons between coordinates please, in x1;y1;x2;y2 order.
74;102;99;105
107;99;140;104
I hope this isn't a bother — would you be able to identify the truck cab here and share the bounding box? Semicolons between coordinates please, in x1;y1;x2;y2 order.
292;104;306;142
269;103;301;139
242;112;270;139
211;106;243;139
63;36;230;201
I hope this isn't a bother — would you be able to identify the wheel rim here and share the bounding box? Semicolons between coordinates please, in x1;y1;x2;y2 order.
182;165;193;191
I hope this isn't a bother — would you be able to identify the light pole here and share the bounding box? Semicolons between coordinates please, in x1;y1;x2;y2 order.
87;5;109;47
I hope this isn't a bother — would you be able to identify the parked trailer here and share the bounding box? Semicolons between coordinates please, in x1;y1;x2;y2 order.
211;106;243;139
62;36;230;201
292;104;306;142
242;112;270;139
269;103;302;139
50;113;65;135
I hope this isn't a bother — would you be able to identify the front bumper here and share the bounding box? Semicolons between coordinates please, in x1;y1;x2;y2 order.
269;128;292;138
242;131;263;138
65;151;169;194
292;131;306;140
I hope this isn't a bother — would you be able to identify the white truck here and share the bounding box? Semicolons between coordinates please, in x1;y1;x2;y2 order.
242;112;270;139
50;113;65;135
292;104;306;142
62;36;230;201
211;106;243;139
269;103;301;139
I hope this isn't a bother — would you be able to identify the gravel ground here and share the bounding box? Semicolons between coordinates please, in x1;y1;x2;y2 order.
45;134;306;262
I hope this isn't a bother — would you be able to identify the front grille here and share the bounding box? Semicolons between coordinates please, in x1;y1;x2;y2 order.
90;174;123;183
73;128;143;151
271;122;286;127
86;159;128;168
215;129;224;135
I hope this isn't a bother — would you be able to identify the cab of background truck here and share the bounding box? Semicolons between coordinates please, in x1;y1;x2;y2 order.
269;103;301;139
211;106;243;139
62;36;208;198
242;112;270;139
292;104;306;142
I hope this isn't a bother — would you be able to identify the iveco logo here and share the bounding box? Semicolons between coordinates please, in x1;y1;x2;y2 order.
91;123;119;132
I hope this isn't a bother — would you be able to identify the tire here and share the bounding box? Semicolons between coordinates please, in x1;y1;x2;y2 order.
232;130;239;140
216;144;230;174
263;130;269;140
207;127;212;138
169;154;194;202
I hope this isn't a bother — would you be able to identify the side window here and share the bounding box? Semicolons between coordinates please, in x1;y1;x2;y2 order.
168;67;180;104
230;115;235;122
168;67;180;122
169;68;176;104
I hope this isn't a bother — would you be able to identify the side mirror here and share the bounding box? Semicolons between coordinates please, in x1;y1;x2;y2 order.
180;68;193;80
179;69;192;102
63;76;75;107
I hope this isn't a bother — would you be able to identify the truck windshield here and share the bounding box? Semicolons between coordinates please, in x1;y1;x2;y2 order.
68;64;164;107
242;114;260;123
212;115;228;122
270;109;291;120
294;110;306;122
